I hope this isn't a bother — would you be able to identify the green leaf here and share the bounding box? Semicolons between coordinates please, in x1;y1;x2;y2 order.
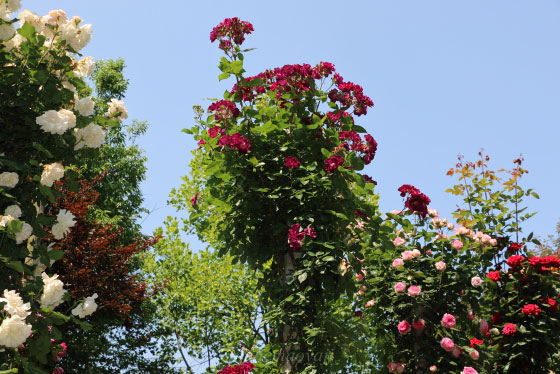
6;261;24;273
48;250;65;261
17;23;36;39
298;272;308;283
231;60;244;74
6;219;23;234
218;72;231;81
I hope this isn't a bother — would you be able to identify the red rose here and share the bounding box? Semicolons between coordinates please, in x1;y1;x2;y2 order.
486;270;500;282
324;155;344;173
470;337;484;348
284;156;300;169
506;255;525;269
547;297;557;312
491;312;502;324
508;242;524;253
502;323;517;336
521;304;542;316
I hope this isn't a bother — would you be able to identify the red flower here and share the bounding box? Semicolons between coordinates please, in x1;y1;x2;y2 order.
397;184;431;218
208;100;240;121
218;361;255;374
486;270;500;282
210;17;254;46
528;255;560;272
324;155;344;173
521;304;542;316
208;126;224;138
284;156;300;169
218;133;251;154
491;312;502;324
506;255;525;269
508;242;524;253
547;297;557;312
288;224;316;251
502;323;517;336
470;337;484;348
398;184;420;197
190;193;199;207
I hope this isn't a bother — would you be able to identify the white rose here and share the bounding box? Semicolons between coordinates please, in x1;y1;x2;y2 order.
73;56;95;78
41;9;67;27
4;205;21;219
40;162;64;187
39;272;65;309
60;18;92;51
71;293;98;318
0;315;31;348
0;172;18;188
74;123;105;150
74;96;95;116
3;33;23;51
36;109;76;135
0;290;30;318
107;99;128;120
18;10;43;32
0;215;14;227
6;0;21;13
14;222;32;244
0;24;15;41
51;209;75;240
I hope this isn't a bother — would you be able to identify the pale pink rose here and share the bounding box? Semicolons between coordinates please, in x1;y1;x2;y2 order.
408;285;422;297
395;364;404;374
479;319;489;335
440;337;454;351
390;210;403;216
393;237;406;247
397;320;411;335
401;250;414;261
447;222;454;230
357;285;367;296
435;261;446;271
411;249;421;258
475;231;484;239
429;366;437;372
469;349;479;360
452;240;464;250
356;273;364;281
361;268;367;276
412;319;425;330
461;367;478;374
435;232;449;240
365;300;375;308
441;313;456;328
482;234;492;244
394;282;406;294
425;249;433;255
392;258;404;268
455;226;470;236
428;208;438;217
489;239;497;246
471;276;483;287
452;347;462;358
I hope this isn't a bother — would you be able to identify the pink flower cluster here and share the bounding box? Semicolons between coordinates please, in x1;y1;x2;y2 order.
210;17;254;48
397;184;431;218
387;362;404;373
338;131;378;165
288;223;317;251
328;73;374;116
218;133;251;154
208;100;240;121
324;155;344;173
217;361;255;374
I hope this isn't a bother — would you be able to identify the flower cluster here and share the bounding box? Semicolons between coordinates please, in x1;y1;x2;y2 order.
288;223;316;251
208;100;240;121
324;155;344;173
218;133;251;154
217;361;255;374
397;184;431;217
328;73;374;116
210;17;254;48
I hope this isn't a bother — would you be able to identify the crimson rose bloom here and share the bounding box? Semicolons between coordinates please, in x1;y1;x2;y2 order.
210;17;254;46
491;312;502;324
324;155;344;173
218;361;255;374
502;323;517;336
284;156;300;169
547;297;558;312
506;255;525;269
470;337;484;348
208;100;240;121
508;242;524;253
521;304;542;316
486;270;500;282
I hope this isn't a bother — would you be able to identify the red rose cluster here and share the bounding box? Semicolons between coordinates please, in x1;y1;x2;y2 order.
208;100;240;121
506;255;525;269
218;133;251;154
210;17;254;50
397;184;431;218
217;362;255;374
324;155;344;173
521;304;542;317
338;131;378;165
528;255;560;272
328;73;374;116
288;223;317;251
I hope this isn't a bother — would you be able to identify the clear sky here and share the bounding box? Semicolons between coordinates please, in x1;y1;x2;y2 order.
28;0;560;248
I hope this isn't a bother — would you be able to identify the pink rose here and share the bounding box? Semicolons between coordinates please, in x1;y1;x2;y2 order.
425;249;433;255
428;208;438;217
490;238;497;246
357;285;367;296
461;367;478;374
452;347;462;358
469;349;479;360
435;261;446;271
467;310;475;321
451;240;463;250
394;282;406;294
440;337;454;352
412;319;425;330
401;250;414;260
356;273;364;281
441;313;456;328
388;362;404;373
365;300;375;308
412;249;421;258
471;276;482;287
429;366;437;372
408;285;422;297
390;210;403;216
447;222;454;230
393;237;406;247
479;319;489;335
392;258;404;268
398;320;411;335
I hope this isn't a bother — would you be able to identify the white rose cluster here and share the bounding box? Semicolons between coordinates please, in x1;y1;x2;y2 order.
0;172;18;188
71;293;98;318
74;96;95;116
73;56;95;78
40;162;64;187
0;8;15;41
36;109;76;135
39;272;65;309
0;290;31;318
74;123;105;150
52;209;75;240
14;222;32;244
107;99;128;120
60;16;92;51
4;205;21;218
0;315;31;348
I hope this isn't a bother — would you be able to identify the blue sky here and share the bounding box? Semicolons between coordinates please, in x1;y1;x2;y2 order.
29;0;560;248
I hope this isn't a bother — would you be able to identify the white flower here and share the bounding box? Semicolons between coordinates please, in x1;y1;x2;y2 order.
0;24;15;41
60;17;92;51
73;56;95;78
39;272;65;309
71;293;98;318
74;96;95;116
51;209;75;240
14;222;32;244
36;109;76;135
0;290;30;318
4;205;21;219
5;0;21;13
0;215;14;227
18;9;43;32
0;315;31;348
107;99;128;120
471;276;483;287
0;172;18;188
41;9;67;27
3;33;23;51
40;162;64;187
74;123;105;150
